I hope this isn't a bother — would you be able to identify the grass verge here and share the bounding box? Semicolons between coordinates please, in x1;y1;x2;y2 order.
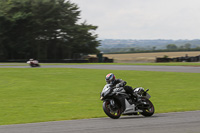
0;68;200;125
1;62;200;66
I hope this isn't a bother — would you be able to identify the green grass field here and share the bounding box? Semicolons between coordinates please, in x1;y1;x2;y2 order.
0;67;200;125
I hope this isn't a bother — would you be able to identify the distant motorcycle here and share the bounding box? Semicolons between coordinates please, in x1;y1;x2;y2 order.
100;84;155;119
27;60;40;67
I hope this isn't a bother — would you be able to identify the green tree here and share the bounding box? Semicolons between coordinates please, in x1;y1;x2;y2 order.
166;44;177;50
184;43;191;49
0;0;100;60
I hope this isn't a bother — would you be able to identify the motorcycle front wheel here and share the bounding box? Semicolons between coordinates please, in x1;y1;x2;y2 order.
103;100;121;119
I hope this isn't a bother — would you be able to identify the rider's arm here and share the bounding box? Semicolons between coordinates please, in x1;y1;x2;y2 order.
115;79;127;88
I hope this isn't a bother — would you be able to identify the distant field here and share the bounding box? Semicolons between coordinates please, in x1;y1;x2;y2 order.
0;68;200;125
101;51;200;63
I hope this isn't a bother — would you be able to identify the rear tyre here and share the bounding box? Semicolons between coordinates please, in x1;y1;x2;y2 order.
140;98;155;117
103;100;121;119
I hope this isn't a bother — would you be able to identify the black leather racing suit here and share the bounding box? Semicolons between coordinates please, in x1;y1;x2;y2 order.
108;79;137;102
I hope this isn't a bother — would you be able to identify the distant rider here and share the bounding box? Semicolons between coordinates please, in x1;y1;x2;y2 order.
27;59;39;67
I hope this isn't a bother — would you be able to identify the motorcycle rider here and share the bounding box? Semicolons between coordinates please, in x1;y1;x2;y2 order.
105;73;145;106
27;58;40;67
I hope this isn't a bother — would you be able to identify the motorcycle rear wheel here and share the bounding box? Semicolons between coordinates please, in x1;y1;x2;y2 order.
140;98;155;117
103;100;121;119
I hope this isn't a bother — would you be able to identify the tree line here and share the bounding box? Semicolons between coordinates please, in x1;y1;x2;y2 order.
0;0;100;60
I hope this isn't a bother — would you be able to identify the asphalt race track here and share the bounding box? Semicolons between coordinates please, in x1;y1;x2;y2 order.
0;64;200;73
0;111;200;133
0;64;200;133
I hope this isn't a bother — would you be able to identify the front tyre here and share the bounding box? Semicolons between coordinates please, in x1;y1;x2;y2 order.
140;98;155;117
103;100;121;119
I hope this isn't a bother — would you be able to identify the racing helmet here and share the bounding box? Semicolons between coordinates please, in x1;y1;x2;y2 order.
105;73;115;84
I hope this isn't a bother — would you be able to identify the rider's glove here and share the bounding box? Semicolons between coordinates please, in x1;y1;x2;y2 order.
123;81;127;86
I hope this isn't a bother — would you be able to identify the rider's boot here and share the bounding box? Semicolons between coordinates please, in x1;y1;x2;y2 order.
129;94;137;104
130;92;149;107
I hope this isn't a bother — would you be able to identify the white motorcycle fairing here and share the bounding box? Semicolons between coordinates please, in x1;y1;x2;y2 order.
122;99;143;115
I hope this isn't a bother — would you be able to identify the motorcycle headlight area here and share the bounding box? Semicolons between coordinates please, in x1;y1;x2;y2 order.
101;89;111;98
103;89;111;96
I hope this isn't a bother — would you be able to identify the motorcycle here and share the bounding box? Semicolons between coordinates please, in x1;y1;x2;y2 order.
27;60;40;67
30;62;40;67
100;84;155;119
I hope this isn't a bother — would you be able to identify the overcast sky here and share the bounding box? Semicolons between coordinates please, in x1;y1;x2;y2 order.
70;0;200;40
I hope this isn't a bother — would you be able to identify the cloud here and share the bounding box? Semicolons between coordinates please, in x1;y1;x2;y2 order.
71;0;200;39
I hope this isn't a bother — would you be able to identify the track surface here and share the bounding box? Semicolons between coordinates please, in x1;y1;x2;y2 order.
0;64;200;73
0;111;200;133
